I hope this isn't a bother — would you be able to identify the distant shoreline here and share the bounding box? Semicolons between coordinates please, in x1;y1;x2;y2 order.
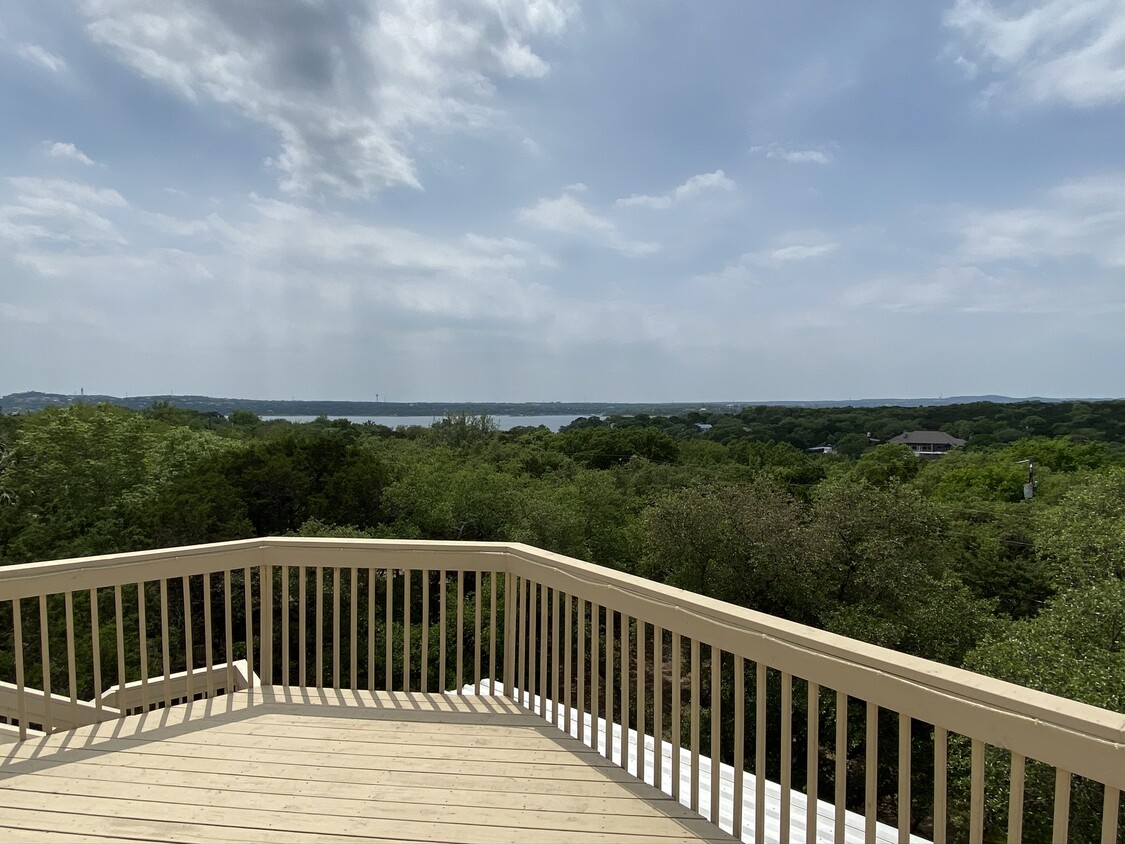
2;390;1112;417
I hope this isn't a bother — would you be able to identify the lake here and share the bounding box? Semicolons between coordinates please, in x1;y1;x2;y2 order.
261;414;593;431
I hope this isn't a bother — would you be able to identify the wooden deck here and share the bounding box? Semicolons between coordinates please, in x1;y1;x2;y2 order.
0;687;735;843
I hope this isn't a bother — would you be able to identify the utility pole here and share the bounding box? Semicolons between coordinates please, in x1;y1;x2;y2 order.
1016;459;1036;500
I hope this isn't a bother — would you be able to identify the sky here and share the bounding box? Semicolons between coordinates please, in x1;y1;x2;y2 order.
1;1;1123;403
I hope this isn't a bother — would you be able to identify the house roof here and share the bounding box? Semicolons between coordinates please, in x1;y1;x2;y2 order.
889;430;967;446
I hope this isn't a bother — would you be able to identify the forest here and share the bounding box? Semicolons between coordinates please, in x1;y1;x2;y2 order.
0;399;1123;840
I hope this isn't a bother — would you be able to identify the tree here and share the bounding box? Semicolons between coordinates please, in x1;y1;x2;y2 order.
1035;467;1125;588
964;579;1125;842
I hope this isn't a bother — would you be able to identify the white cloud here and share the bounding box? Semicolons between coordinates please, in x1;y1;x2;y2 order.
518;188;659;255
0;177;129;248
956;173;1125;266
761;242;838;263
16;43;67;73
750;143;834;165
945;0;1125;107
616;170;736;210
44;142;97;166
78;0;577;197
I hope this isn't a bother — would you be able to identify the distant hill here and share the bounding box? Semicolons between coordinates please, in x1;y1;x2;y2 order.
0;390;1108;417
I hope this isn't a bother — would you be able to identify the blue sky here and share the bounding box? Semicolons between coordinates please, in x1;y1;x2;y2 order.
1;1;1122;402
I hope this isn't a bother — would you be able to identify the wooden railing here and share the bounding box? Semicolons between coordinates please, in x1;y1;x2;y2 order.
0;538;1121;843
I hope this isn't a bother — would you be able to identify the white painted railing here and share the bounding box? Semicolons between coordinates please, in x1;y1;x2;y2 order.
0;538;1121;843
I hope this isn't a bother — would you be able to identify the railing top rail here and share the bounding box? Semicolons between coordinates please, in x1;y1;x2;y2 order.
0;538;512;600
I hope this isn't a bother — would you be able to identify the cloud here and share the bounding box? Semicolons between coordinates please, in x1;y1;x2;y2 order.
78;0;577;197
0;177;129;248
955;173;1125;266
518;187;659;255
16;43;67;73
616;170;736;210
750;143;834;165
689;234;838;290
945;0;1125;108
44;142;97;166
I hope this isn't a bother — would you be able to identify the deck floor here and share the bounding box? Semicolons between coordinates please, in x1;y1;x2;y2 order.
0;687;735;843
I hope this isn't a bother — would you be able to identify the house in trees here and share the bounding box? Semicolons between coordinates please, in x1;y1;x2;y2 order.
889;429;967;457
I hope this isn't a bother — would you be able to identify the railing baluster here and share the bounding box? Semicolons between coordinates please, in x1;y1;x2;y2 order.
781;671;792;842
506;571;515;702
90;588;102;715
422;570;430;693
243;567;253;688
756;663;766;844
332;567;341;690
280;566;288;688
138;584;148;714
712;647;722;827
671;631;681;801
637;620;646;783
577;599;587;743
591;604;600;752
539;583;548;715
418;571;425;688
160;579;171;705
564;591;573;732
403;569;411;692
606;607;614;761
934;726;948;844
183;576;193;703
528;579;537;709
367;567;374;692
1053;768;1071;844
898;714;911;844
734;655;744;837
13;599;27;740
835;691;847;844
384;566;392;691
204;572;214;698
64;591;77;724
224;572;233;697
866;702;879;844
457;570;466;694
350;567;358;691
690;636;700;812
298;567;307;688
654;625;664;793
261;563;272;685
970;738;985;844
513;576;522;703
808;681;819;844
550;586;559;723
620;614;630;771
114;585;125;703
316;566;324;690
1008;751;1025;843
1103;786;1121;844
489;571;497;695
475;571;484;696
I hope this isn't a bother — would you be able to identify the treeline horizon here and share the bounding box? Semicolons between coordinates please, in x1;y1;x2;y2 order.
0;400;1122;839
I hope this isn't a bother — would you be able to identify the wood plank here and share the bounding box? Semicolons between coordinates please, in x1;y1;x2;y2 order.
75;732;616;767
0;774;731;838
4;740;635;782
0;808;398;843
5;763;693;816
0;791;734;843
3;746;648;796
